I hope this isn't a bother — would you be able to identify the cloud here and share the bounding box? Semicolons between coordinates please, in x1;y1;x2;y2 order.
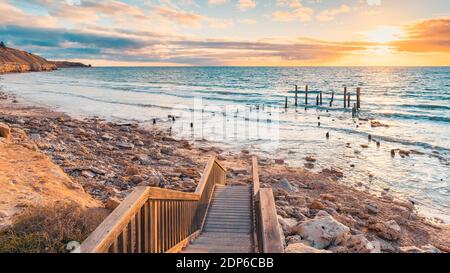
236;0;256;11
208;0;227;5
272;0;313;22
390;17;450;53
316;5;351;22
153;6;205;28
0;24;367;65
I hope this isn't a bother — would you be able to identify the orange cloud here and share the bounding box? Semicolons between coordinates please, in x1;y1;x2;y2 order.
390;17;450;53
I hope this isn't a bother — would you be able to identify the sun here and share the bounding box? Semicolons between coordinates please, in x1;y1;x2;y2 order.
365;26;404;44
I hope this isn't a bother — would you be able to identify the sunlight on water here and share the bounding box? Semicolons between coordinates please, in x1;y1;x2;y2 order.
1;67;449;221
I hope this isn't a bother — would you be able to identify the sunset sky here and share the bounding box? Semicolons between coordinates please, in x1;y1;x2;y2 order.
1;0;449;66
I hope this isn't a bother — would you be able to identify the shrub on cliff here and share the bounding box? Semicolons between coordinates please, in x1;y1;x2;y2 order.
0;202;107;253
0;41;5;48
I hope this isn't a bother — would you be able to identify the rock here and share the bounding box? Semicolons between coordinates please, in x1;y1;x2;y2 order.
158;159;172;165
275;159;284;164
81;170;95;178
105;197;121;210
117;142;134;149
278;178;297;193
292;215;351;249
309;199;326;210
371;121;389;128
0;123;11;141
340;234;375;253
125;166;139;176
369;220;401;241
400;245;442;253
286;243;332;253
278;216;297;235
304;163;315;169
101;134;113;141
399;150;410;157
367;203;378;215
130;175;143;184
305;156;316;162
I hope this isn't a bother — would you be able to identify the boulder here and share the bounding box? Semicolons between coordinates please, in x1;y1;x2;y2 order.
340;234;375;253
278;216;297;235
292;215;351;249
309;199;326;210
0;123;11;141
286;243;332;253
117;142;134;149
278;178;297;193
105;197;121;210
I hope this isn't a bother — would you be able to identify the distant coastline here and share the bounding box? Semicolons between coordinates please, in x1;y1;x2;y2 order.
0;43;90;74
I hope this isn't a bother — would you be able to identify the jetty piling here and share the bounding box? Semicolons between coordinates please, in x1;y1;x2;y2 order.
347;92;351;109
295;85;298;107
319;91;323;105
356;87;361;109
305;85;309;105
316;95;319;106
285;96;288;109
344;87;347;108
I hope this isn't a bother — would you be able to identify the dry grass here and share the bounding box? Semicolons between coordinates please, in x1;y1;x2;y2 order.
0;202;107;253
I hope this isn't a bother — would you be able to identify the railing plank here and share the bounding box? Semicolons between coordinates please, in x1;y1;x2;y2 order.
258;189;284;253
80;187;149;253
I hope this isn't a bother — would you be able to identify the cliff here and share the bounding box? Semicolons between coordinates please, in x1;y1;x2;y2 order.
0;45;57;74
0;44;90;74
51;61;92;68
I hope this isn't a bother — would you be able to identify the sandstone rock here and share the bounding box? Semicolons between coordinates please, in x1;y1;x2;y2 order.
105;197;121;210
309;199;326;210
286;243;332;253
278;216;297;235
130;175;143;184
340;234;375;253
292;215;351;249
0;123;11;141
369;220;401;241
125;166;139;176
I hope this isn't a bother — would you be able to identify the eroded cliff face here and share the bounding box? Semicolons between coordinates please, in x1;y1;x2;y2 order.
0;46;57;74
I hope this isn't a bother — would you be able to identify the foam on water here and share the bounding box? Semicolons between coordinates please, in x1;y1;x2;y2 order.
1;66;449;222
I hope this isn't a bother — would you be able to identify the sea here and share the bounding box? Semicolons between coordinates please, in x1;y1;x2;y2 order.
1;66;449;222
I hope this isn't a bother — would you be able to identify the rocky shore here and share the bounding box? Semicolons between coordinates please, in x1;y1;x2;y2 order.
0;90;449;253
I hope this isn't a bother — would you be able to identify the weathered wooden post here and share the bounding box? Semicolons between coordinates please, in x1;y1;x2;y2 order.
316;95;319;106
344;87;347;108
319;91;323;105
305;85;309;105
330;91;335;107
356;87;361;109
295;85;298;107
347;92;351;109
285;96;288;109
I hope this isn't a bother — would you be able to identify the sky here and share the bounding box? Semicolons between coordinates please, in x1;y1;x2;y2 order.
0;0;449;66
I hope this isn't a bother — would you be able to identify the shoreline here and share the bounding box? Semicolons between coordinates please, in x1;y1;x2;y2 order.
0;90;449;253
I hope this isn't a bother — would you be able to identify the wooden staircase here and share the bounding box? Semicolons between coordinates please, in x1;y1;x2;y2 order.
181;185;253;253
80;156;283;253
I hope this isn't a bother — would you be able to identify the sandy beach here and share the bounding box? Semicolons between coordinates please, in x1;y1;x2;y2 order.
1;89;449;253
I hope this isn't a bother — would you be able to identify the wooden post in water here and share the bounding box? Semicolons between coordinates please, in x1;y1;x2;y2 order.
305;85;309;105
330;91;335;107
347;92;351;108
344;87;347;108
319;91;323;105
316;95;319;106
356;87;361;109
285;96;288;109
294;85;298;107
